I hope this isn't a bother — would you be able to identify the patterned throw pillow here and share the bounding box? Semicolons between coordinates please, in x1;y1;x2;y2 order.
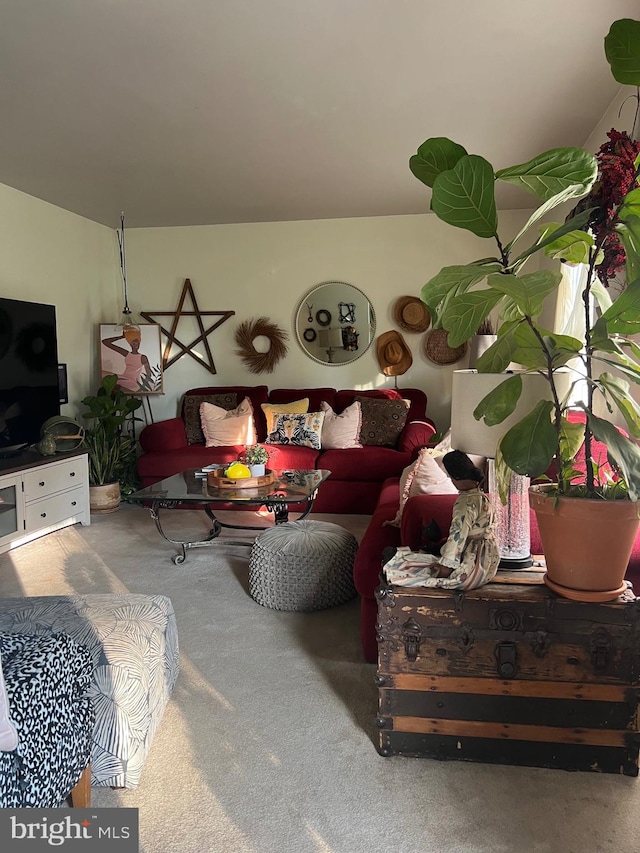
183;393;237;444
357;396;410;447
200;397;257;447
265;412;325;449
320;400;362;449
261;399;309;434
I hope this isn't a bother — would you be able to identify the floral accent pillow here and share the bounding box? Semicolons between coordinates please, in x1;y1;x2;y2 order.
357;396;410;447
320;401;362;449
385;447;458;527
200;397;256;447
184;393;237;444
265;412;325;449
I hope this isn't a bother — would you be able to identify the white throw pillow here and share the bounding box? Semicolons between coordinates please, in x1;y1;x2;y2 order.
320;401;362;449
200;397;257;447
386;447;458;527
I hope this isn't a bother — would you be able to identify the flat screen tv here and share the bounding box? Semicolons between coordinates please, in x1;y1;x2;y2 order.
0;297;60;456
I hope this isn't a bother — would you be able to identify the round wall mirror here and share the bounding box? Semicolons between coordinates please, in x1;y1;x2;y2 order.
295;282;376;366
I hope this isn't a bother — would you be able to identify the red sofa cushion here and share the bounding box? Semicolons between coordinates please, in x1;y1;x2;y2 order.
317;447;412;482
269;388;337;413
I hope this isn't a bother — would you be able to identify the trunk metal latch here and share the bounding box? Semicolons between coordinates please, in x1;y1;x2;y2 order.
495;641;518;679
402;617;422;662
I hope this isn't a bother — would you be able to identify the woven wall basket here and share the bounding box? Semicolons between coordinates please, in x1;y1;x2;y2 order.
423;328;467;365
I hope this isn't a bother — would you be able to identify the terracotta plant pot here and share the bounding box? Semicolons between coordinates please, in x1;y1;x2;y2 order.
89;482;121;514
529;485;640;602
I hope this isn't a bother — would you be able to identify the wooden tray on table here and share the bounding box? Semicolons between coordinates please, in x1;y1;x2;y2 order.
207;469;276;490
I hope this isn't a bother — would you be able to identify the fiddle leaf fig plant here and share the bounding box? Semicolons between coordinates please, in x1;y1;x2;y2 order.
411;17;640;502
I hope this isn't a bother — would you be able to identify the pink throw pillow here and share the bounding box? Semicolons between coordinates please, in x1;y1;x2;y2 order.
200;397;257;447
387;447;458;527
320;401;362;449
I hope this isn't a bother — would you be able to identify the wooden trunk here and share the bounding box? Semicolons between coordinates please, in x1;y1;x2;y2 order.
375;573;640;775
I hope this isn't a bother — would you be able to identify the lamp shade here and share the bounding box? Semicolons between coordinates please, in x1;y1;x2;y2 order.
318;328;343;349
451;370;570;458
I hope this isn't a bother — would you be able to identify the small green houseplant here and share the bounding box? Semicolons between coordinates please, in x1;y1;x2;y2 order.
409;17;640;598
243;445;269;466
81;374;142;509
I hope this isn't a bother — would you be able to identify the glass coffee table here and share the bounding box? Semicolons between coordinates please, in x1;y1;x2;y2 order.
128;468;331;564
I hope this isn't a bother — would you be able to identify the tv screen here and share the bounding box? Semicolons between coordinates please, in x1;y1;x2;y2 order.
0;297;60;455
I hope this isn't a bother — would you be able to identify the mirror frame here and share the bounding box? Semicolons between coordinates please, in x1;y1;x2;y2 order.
294;281;376;366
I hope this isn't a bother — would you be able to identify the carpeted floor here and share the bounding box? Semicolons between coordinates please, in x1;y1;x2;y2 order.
0;504;638;853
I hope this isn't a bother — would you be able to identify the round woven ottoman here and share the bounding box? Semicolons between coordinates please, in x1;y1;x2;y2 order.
248;520;358;611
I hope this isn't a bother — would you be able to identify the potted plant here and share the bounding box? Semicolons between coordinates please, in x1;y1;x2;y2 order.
242;444;270;477
81;374;142;513
408;17;640;601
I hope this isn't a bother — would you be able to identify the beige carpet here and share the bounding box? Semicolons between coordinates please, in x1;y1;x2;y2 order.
1;504;638;853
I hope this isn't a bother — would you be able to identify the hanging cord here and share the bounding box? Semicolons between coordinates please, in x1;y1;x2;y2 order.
116;212;131;317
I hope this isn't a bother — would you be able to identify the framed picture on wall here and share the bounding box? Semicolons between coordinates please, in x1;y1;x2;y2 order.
99;323;164;395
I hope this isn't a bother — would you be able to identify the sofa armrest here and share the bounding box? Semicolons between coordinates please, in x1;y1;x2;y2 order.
139;418;188;453
400;493;458;551
397;420;437;456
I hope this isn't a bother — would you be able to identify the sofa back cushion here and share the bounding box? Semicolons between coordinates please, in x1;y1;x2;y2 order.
335;388;427;422
183;386;269;440
269;388;337;413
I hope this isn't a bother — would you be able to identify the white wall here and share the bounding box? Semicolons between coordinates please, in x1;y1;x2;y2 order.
127;210;532;431
0;183;120;422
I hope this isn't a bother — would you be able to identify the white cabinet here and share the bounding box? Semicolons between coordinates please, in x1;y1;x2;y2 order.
0;452;90;555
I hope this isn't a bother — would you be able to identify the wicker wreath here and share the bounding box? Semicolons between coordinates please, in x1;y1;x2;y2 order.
234;317;289;374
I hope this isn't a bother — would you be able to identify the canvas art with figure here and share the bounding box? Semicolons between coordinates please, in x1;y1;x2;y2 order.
99;324;164;395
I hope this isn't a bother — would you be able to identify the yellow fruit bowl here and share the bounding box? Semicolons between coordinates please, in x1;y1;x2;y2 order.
207;469;276;490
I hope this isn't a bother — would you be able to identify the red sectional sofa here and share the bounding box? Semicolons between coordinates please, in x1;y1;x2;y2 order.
137;385;436;515
353;478;640;663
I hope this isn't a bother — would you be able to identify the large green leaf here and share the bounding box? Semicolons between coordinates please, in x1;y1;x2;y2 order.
588;412;640;500
409;138;468;189
495;148;597;202
500;400;556;477
475;323;520;372
510;206;594;268
598;373;640;438
441;290;503;347
487;270;561;317
618;187;640;221
420;264;500;316
511;324;582;370
539;223;594;264
617;215;640;287
605;18;640;86
600;277;640;334
473;373;522;426
431;155;498;238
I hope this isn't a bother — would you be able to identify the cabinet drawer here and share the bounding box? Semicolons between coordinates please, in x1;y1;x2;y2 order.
23;459;84;499
24;487;86;532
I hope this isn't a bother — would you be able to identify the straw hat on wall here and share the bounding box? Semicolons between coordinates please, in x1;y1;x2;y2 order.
393;296;431;333
376;330;413;376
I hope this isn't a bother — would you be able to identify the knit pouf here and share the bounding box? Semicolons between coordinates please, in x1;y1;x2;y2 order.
248;520;358;611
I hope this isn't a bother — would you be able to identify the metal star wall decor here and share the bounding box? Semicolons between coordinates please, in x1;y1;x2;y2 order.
141;278;235;374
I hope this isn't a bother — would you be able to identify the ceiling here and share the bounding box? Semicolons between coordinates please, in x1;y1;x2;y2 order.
0;0;638;228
